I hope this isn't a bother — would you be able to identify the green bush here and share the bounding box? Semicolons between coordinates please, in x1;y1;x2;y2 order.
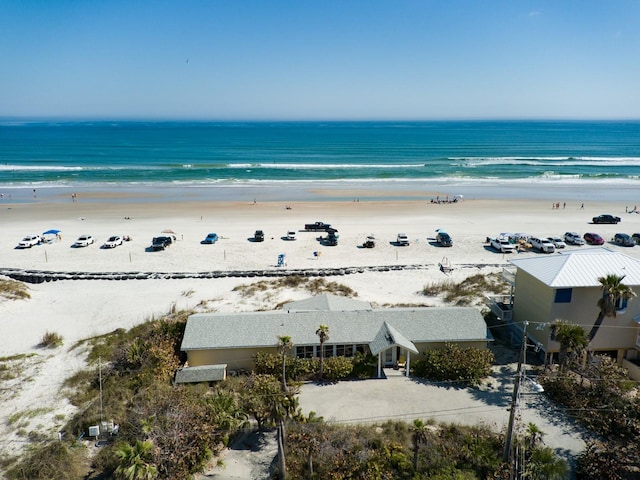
253;352;316;381
350;351;377;379
411;343;494;385
322;356;353;381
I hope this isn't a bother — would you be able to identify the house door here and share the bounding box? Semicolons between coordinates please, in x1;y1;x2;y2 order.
383;348;396;367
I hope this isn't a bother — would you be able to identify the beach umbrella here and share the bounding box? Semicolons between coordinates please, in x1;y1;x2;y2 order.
43;229;61;235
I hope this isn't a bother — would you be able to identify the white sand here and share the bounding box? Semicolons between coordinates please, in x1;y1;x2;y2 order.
0;196;638;466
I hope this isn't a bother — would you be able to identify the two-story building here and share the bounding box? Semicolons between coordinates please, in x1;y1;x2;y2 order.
491;248;640;377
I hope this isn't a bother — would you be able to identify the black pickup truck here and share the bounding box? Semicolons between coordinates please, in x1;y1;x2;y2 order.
304;222;332;231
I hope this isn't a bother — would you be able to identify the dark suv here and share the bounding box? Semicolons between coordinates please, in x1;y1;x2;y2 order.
593;214;621;224
614;233;634;247
436;231;453;247
254;230;265;242
151;236;173;251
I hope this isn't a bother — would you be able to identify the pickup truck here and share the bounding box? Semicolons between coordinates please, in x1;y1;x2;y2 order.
490;237;516;253
304;222;332;232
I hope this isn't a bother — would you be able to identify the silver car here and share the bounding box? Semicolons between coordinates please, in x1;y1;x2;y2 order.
564;232;585;245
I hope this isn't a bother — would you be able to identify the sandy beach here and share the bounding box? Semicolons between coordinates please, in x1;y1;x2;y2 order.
1;192;639;467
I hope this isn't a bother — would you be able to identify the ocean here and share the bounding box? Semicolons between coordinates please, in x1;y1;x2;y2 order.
1;120;639;202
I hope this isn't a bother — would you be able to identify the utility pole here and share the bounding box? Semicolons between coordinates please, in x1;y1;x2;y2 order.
503;321;528;470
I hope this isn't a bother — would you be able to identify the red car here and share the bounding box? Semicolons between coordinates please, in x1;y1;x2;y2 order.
583;232;605;245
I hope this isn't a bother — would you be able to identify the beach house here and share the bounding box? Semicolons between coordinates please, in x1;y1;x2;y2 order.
492;248;640;377
176;294;491;383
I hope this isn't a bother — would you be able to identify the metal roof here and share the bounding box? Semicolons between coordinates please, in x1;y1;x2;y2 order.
181;305;487;352
509;248;640;288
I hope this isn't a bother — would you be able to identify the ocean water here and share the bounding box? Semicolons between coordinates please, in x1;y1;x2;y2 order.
1;120;639;202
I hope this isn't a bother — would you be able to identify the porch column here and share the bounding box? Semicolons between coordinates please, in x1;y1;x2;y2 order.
377;353;382;378
405;351;411;377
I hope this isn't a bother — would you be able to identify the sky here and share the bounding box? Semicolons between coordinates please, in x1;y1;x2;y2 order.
1;1;639;120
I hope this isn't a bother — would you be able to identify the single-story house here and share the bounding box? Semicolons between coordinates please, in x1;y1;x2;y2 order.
175;294;491;383
495;248;640;376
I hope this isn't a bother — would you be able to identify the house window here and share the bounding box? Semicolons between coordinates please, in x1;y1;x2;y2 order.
554;288;572;303
336;345;346;357
323;344;334;359
296;346;314;359
344;344;354;357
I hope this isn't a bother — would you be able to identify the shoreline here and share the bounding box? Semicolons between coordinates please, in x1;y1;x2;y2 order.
1;178;639;204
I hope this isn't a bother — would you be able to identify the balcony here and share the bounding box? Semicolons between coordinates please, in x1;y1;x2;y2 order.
486;294;513;322
502;267;516;286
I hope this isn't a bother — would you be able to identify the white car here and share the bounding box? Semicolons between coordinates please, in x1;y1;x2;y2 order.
17;234;42;249
102;235;123;249
547;236;566;249
284;231;297;241
396;233;410;246
530;237;555;253
564;231;586;245
490;237;516;253
73;235;95;248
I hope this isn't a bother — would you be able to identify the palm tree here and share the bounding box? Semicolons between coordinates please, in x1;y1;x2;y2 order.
411;418;428;471
551;321;588;370
316;324;329;382
114;439;158;480
277;335;293;391
588;274;636;342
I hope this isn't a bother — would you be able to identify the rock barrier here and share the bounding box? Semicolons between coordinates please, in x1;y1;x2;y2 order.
0;263;503;284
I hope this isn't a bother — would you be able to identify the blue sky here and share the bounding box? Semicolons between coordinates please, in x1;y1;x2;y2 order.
1;1;639;120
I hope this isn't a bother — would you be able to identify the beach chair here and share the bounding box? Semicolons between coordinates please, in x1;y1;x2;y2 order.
396;355;406;370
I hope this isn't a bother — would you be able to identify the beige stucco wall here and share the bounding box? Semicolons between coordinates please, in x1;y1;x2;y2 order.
513;270;640;356
187;346;275;371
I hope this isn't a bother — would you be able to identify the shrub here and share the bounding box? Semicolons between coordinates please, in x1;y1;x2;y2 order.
253;352;316;381
6;441;87;480
411;343;494;385
39;331;63;349
0;279;30;301
322;356;353;381
350;352;377;379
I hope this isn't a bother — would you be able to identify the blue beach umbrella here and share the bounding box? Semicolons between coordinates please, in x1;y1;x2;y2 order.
43;229;61;235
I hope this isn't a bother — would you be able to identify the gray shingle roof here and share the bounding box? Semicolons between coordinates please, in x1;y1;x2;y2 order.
181;306;487;352
175;365;226;383
369;322;419;356
510;248;640;288
282;294;371;311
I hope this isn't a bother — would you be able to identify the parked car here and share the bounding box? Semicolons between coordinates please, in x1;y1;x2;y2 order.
284;231;296;241
490;237;516;253
102;235;123;249
17;234;42;249
583;232;605;245
613;233;635;247
323;231;339;246
396;233;409;246
547;236;566;249
254;230;265;242
436;231;453;247
633;233;640;245
362;235;375;248
73;235;94;248
530;237;555;253
593;214;621;224
564;232;585;245
151;236;173;251
201;233;219;244
304;222;332;231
